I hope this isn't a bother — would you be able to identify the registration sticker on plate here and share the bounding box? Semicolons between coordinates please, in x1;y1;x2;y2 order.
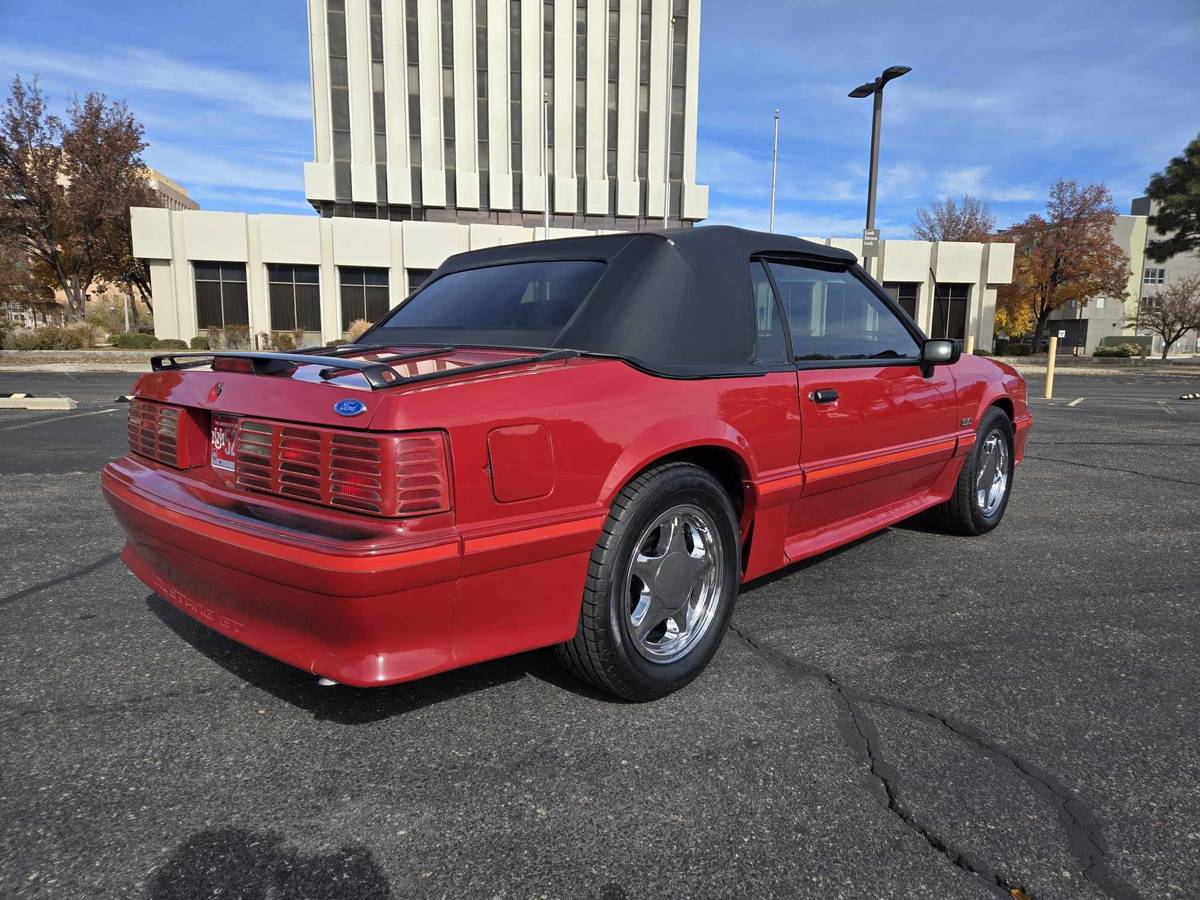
210;414;238;471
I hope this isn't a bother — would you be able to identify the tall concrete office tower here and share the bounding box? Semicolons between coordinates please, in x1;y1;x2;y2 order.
303;0;709;229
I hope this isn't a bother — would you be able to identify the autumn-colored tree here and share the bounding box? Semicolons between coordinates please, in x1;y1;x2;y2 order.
0;239;55;309
992;293;1036;339
1129;273;1200;359
912;194;996;242
1144;133;1200;263
0;77;156;322
997;180;1130;351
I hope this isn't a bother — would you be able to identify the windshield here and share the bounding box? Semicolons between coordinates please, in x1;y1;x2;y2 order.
370;260;606;348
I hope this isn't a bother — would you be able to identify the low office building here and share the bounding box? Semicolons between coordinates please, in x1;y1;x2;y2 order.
1047;199;1199;356
132;208;1013;348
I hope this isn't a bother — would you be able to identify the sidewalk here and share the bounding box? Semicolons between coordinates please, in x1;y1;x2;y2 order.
0;349;162;373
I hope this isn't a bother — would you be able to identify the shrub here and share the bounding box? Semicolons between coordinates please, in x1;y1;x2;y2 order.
1005;344;1033;357
271;331;297;352
110;332;158;349
346;319;371;341
2;322;98;350
225;325;251;350
1093;344;1136;358
189;336;210;350
155;338;188;350
205;325;252;350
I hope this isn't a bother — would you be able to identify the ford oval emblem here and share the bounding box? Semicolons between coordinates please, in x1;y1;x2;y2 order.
334;398;367;417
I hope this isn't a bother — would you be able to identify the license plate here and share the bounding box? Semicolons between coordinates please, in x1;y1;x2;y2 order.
210;415;238;471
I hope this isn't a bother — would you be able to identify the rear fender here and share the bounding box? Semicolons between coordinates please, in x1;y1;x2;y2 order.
598;415;757;508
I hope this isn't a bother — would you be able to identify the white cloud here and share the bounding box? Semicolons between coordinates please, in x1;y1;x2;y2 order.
143;144;303;193
0;43;310;121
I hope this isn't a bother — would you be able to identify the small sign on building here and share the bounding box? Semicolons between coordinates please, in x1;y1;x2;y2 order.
862;228;880;258
1057;329;1067;339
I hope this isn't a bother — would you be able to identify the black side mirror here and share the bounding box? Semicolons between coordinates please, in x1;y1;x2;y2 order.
921;339;960;375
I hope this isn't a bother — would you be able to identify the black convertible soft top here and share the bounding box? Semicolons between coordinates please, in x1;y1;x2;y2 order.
365;225;859;378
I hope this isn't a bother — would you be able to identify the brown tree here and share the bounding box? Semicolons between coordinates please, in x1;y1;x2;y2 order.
1129;274;1200;359
0;239;55;310
997;180;1130;351
0;77;156;322
912;194;996;242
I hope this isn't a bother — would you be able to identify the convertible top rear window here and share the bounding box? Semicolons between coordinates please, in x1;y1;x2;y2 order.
377;260;605;344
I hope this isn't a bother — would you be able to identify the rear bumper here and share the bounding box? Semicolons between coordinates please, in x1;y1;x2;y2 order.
102;457;462;686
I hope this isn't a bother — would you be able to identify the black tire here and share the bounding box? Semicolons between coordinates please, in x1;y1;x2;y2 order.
932;406;1015;536
555;462;741;701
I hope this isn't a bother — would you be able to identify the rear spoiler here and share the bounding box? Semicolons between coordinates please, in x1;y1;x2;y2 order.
149;344;579;390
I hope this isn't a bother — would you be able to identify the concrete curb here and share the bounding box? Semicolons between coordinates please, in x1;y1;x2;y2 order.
0;395;78;410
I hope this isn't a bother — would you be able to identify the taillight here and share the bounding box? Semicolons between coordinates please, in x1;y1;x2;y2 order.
127;399;205;468
395;433;452;514
232;419;451;517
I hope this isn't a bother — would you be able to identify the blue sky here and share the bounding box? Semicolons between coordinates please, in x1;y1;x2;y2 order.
2;0;1197;236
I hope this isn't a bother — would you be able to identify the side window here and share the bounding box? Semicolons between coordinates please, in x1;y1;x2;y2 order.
749;261;789;364
766;261;920;361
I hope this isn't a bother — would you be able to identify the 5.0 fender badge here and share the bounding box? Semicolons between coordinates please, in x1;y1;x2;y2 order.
334;398;367;417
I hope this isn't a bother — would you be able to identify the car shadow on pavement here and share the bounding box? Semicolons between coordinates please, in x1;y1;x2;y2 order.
147;827;393;899
145;594;619;723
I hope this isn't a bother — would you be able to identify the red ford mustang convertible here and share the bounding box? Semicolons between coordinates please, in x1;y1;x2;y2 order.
103;226;1030;700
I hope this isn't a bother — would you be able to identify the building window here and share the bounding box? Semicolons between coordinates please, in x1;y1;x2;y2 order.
636;0;650;216
327;0;351;201
475;0;489;210
668;0;687;219
606;0;619;215
267;264;322;333
340;267;390;331
509;0;522;208
1143;267;1166;285
370;0;387;207
575;0;587;213
440;0;456;208
931;283;970;341
883;282;919;319
405;0;423;208
194;263;248;331
407;268;434;293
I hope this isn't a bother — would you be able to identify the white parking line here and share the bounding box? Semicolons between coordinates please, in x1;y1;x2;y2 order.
1067;397;1086;407
1158;400;1178;416
0;407;119;432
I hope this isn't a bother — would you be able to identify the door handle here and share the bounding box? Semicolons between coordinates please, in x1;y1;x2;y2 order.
810;389;839;404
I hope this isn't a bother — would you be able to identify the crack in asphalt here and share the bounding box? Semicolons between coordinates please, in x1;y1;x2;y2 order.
1023;454;1200;488
729;623;1143;900
0;552;121;608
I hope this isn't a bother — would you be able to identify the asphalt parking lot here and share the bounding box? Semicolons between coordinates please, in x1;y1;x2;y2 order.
2;369;1198;899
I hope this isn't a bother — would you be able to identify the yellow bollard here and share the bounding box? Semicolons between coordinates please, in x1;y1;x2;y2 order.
1044;335;1057;399
966;335;976;355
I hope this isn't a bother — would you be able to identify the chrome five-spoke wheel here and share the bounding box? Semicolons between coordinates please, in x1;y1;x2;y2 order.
626;505;724;664
976;429;1009;517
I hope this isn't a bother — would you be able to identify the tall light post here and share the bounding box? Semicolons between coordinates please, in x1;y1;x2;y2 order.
768;108;780;233
662;16;676;229
542;91;551;239
848;65;910;275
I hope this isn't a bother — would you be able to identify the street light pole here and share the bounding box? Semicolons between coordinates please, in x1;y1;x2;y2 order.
542;91;551;239
849;65;910;277
662;16;676;229
769;109;780;233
